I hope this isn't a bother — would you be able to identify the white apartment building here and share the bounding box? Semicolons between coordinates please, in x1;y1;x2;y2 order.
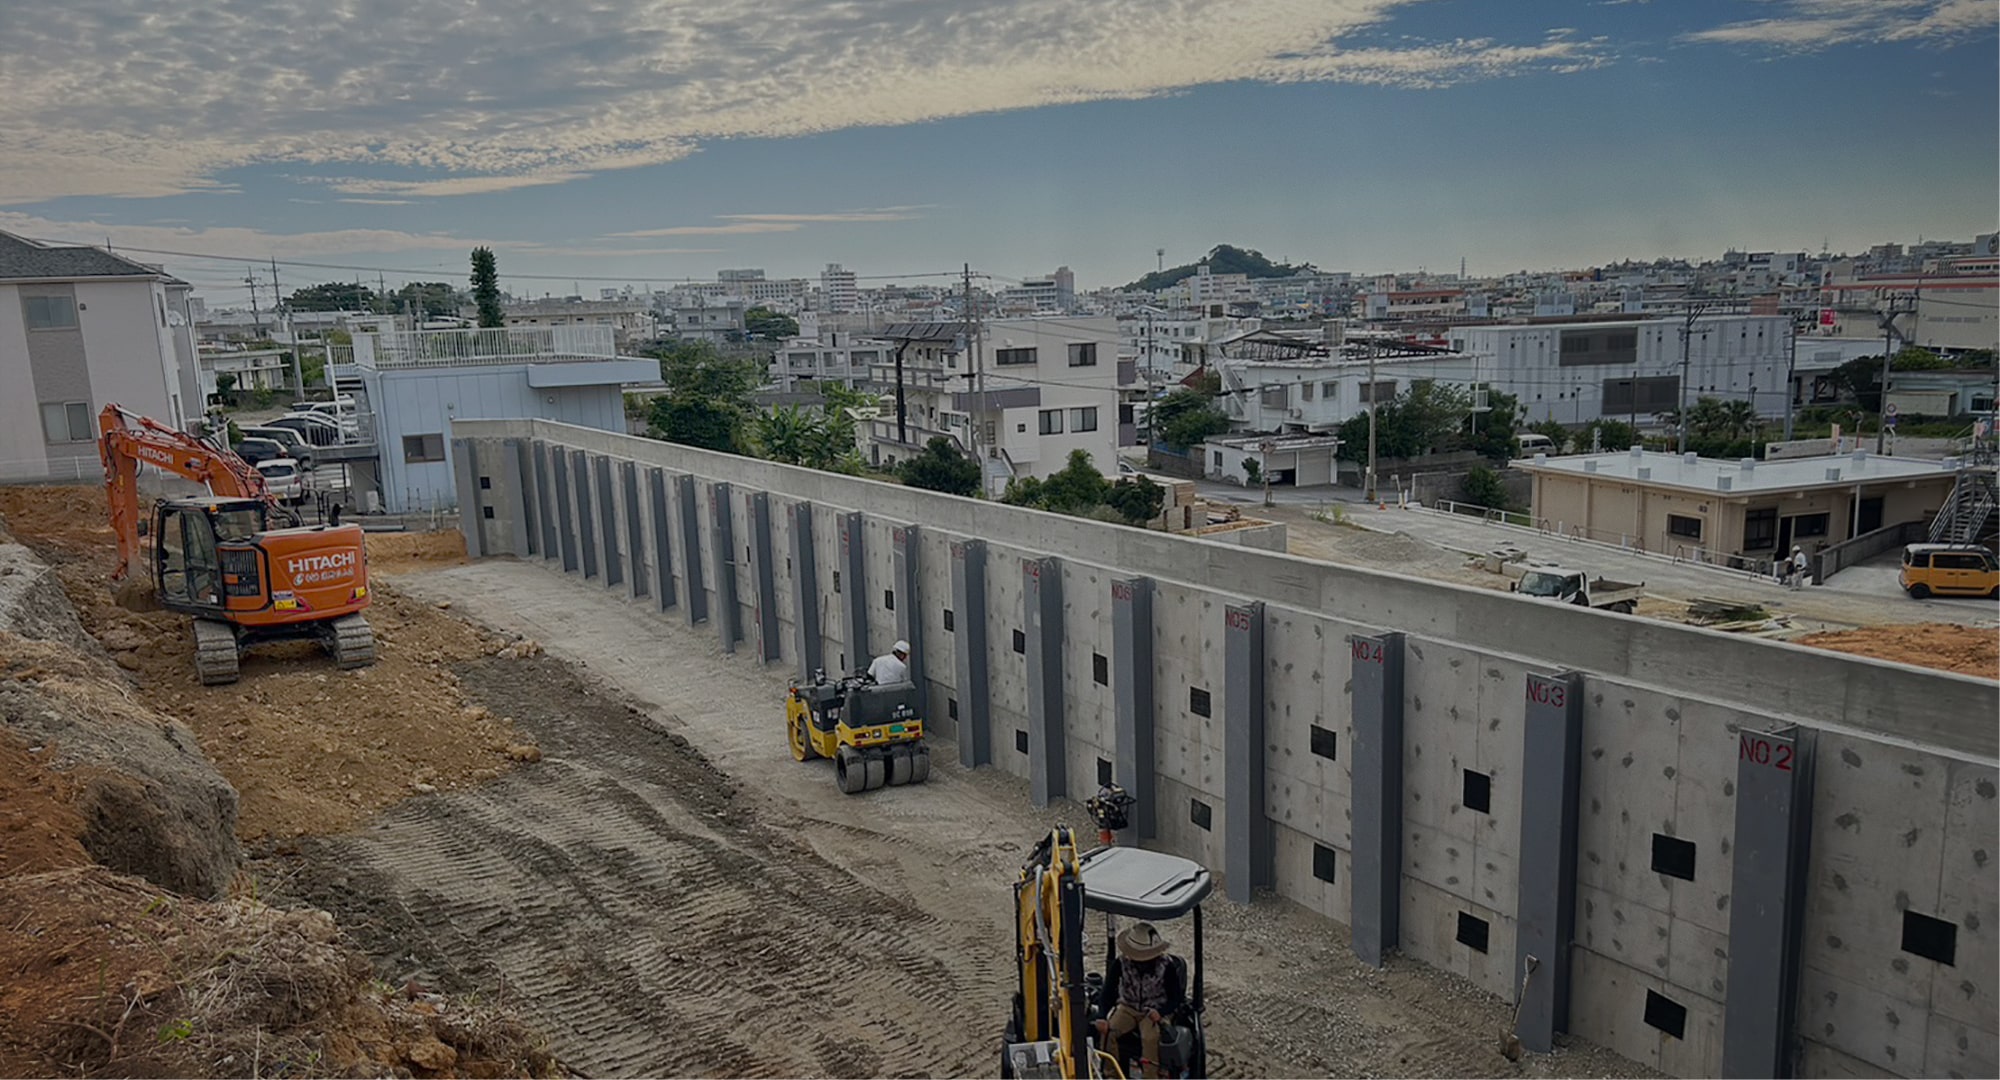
1448;315;1795;426
1120;308;1261;381
820;263;859;314
495;298;657;349
1815;272;1998;354
672;299;747;344
769;333;891;391
1213;331;1479;434
867;317;1129;494
0;232;200;481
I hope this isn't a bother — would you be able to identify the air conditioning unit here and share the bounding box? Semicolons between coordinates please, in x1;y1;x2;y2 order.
1288;408;1303;419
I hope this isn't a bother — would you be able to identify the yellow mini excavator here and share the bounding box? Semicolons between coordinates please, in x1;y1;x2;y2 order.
784;669;931;794
1000;807;1215;1080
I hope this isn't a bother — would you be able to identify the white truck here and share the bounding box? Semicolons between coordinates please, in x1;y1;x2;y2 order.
1511;565;1644;614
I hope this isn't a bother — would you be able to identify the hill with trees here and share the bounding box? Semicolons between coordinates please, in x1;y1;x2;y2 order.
1123;244;1318;293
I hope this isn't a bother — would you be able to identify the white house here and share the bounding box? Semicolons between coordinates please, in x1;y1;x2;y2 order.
769;333;893;391
866;317;1130;493
1211;328;1480;434
0;231;200;481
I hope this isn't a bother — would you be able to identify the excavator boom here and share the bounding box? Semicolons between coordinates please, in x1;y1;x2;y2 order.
99;404;272;581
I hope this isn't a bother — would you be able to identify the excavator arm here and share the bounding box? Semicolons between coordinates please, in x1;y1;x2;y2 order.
1007;826;1118;1079
98;404;272;581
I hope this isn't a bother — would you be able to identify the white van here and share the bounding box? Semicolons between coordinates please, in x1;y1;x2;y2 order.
1515;432;1559;456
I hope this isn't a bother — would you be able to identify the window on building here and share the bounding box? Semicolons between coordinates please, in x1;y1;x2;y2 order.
403;433;446;463
1261;385;1288;409
1213;451;1223;469
1300;382;1315;401
23;294;78;330
1743;507;1778;551
1038;410;1064;436
1792;513;1830;539
39;401;92;443
1070;407;1098;433
1067;342;1098;367
1667;514;1703;540
1357;380;1397;404
1322;381;1339;400
996;347;1038;366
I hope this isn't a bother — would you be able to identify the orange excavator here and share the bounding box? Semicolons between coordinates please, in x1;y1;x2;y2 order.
99;404;376;684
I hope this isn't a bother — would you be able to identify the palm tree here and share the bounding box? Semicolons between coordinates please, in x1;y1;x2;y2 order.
1717;399;1758;442
754;405;813;465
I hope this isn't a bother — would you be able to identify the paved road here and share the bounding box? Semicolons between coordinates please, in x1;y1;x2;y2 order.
1233;487;1997;629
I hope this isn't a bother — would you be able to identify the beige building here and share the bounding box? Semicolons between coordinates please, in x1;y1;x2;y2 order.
1518;449;1960;562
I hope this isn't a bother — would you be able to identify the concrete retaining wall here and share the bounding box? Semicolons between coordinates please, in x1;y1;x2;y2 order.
455;419;1997;1080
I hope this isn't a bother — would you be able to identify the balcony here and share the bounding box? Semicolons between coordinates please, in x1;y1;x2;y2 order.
344;326;618;370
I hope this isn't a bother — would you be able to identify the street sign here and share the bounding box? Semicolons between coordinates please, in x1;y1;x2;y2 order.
1884;403;1899;429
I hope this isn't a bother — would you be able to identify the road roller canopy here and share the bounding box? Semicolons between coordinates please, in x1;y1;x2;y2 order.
1076;845;1213;921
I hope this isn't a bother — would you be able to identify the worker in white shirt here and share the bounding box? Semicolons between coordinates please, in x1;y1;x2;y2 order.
866;640;911;685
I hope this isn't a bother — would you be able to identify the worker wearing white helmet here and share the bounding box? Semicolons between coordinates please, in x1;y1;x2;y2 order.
867;639;911;685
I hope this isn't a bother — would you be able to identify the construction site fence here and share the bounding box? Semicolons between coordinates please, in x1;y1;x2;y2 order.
1414;499;1780;582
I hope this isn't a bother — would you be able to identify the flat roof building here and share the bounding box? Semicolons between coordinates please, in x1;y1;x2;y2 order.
1516;448;1960;566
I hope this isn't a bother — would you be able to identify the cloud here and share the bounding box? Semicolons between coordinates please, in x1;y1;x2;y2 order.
337;197;415;205
608;222;807;237
609;205;933;237
0;0;1615;204
1683;0;1995;49
0;210;537;261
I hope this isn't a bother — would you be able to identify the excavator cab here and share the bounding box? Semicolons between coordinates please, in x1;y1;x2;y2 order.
156;498;268;610
1077;846;1213;1080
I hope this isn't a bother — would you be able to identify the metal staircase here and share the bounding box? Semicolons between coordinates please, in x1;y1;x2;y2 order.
1930;467;1999;544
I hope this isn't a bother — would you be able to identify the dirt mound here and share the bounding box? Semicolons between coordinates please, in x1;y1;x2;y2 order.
0;865;560;1079
1795;622;1999;678
0;542;102;654
367;528;469;574
0;487;528;843
0;735;89;878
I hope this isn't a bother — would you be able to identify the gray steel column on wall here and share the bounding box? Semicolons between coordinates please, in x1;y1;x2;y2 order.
620;460;646;600
710;482;739;652
676;473;707;624
550;444;578;572
1024;556;1066;808
1350;630;1406;967
950;539;991;768
594;455;622;590
572;450;599;579
505;439;533;557
748;492;781;662
892;525;925;694
645;467;674;611
1223;600;1270;904
790;501;822;679
839;511;868;670
532;440;560;563
450;438;483;557
1721;726;1817;1079
1111;576;1156;840
1512;670;1585;1055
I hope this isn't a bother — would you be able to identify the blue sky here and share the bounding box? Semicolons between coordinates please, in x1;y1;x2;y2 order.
0;0;1992;301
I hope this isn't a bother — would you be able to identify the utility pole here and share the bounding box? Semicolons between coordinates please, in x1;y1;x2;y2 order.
272;256;304;398
1364;340;1379;503
245;273;264;338
962;264;987;490
1875;294;1914;454
1676;302;1710;454
892;341;908;447
1782;317;1797;441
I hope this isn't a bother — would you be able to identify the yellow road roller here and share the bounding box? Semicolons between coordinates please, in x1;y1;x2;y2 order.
785;670;932;794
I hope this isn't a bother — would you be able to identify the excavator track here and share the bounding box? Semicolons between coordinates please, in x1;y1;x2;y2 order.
328;613;377;670
192;618;241;685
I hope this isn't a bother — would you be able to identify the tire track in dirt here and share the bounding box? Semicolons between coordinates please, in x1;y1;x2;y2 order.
269;655;995;1078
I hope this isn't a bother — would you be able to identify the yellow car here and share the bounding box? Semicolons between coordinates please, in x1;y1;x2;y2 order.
1900;544;2000;600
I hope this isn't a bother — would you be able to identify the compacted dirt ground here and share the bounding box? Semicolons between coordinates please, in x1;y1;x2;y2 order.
1794;621;1999;678
358;558;1660;1079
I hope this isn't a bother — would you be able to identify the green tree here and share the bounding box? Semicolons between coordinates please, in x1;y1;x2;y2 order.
1829;356;1885;412
898;436;982;496
1149;388;1230;450
1336;382;1470;462
743;307;800;339
1241;457;1262;486
1464;389;1521;462
1891;346;1952;371
287;282;377;311
1459;466;1511;511
1125;244;1318;293
753;404;816;464
395;281;461;318
1039;450;1111;514
1103;476;1166;525
1578;417;1639;451
470;247;504;328
1528;419;1571;452
214;372;238;398
645;340;763;453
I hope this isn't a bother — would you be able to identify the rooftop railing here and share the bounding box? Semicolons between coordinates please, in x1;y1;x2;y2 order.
338;326;618;370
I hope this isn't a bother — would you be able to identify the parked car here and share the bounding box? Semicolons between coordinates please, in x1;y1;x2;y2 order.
1900;543;2000;599
299;398;361;435
268;412;345;447
231;437;287;467
255;458;309;504
1510;564;1644;613
237;425;314;467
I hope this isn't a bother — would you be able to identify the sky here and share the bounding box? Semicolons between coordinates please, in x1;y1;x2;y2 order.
0;0;1994;303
